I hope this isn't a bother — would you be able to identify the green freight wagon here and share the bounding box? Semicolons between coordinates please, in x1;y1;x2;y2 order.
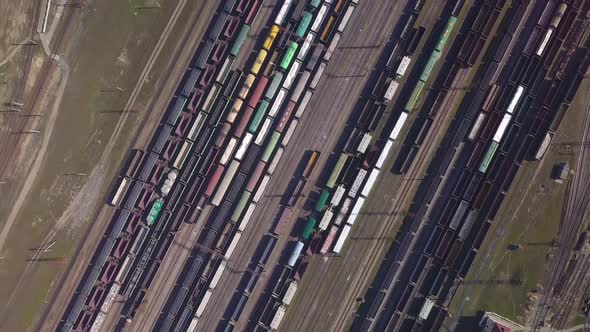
302;216;317;240
146;198;164;225
310;0;321;8
419;50;441;82
478;141;499;173
315;189;330;211
280;41;299;70
435;16;457;52
249;100;269;133
296;12;313;38
327;153;348;188
231;191;251;221
262;131;281;162
265;72;284;101
231;24;250;56
405;80;425;112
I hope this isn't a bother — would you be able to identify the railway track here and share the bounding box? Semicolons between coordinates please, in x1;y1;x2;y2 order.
543;103;590;330
294;9;471;332
4;4;84;331
377;67;472;330
34;0;214;329
550;256;590;330
0;0;66;178
530;103;590;330
0;0;42;172
265;2;429;331
180;0;414;330
129;207;210;332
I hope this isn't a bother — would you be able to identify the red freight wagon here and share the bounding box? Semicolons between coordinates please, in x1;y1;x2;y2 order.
248;76;269;108
205;164;225;197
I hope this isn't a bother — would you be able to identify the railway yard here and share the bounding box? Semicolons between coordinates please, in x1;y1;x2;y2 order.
2;0;590;331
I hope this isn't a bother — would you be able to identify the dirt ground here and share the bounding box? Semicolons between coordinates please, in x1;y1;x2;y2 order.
0;0;205;330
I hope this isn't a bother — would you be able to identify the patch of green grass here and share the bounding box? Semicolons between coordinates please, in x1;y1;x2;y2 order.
449;78;590;326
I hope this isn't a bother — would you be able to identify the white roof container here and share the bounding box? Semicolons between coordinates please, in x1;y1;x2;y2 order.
90;312;106;332
310;62;326;90
220;137;238;165
268;147;284;175
536;29;553;56
100;283;121;313
224;232;242;259
506;85;525;114
330;184;346;206
318;209;334;231
357;132;372;154
295;90;313;118
284;60;301;89
468;113;485;141
196;290;213;317
348;168;368;198
361;168;379;197
535;132;552;160
323;33;341;61
297;32;315;61
216;56;232;84
187;112;206;141
269;89;287;118
209;260;227;289
270;305;287;330
282;281;298;306
212;160;240;206
311;4;328;32
111;177;129;206
238;202;257;231
384;80;400;103
418;297;435;321
274;0;293;25
116;256;133;284
338;5;355;32
347;197;365;225
281;118;298;147
492;113;512;143
187;318;199;332
236;133;253;160
396;56;411;77
173;141;192;169
390;112;408;140
290;71;310;103
201;84;220;113
253;175;271;203
333;224;352;253
376;139;394;169
255;117;273;145
287;241;304;267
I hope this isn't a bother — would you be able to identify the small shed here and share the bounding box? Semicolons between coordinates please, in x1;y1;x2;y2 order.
552;162;569;183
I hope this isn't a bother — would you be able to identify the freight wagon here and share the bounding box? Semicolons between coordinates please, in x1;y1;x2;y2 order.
327;153;348;188
333;224;351;254
320;225;338;254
